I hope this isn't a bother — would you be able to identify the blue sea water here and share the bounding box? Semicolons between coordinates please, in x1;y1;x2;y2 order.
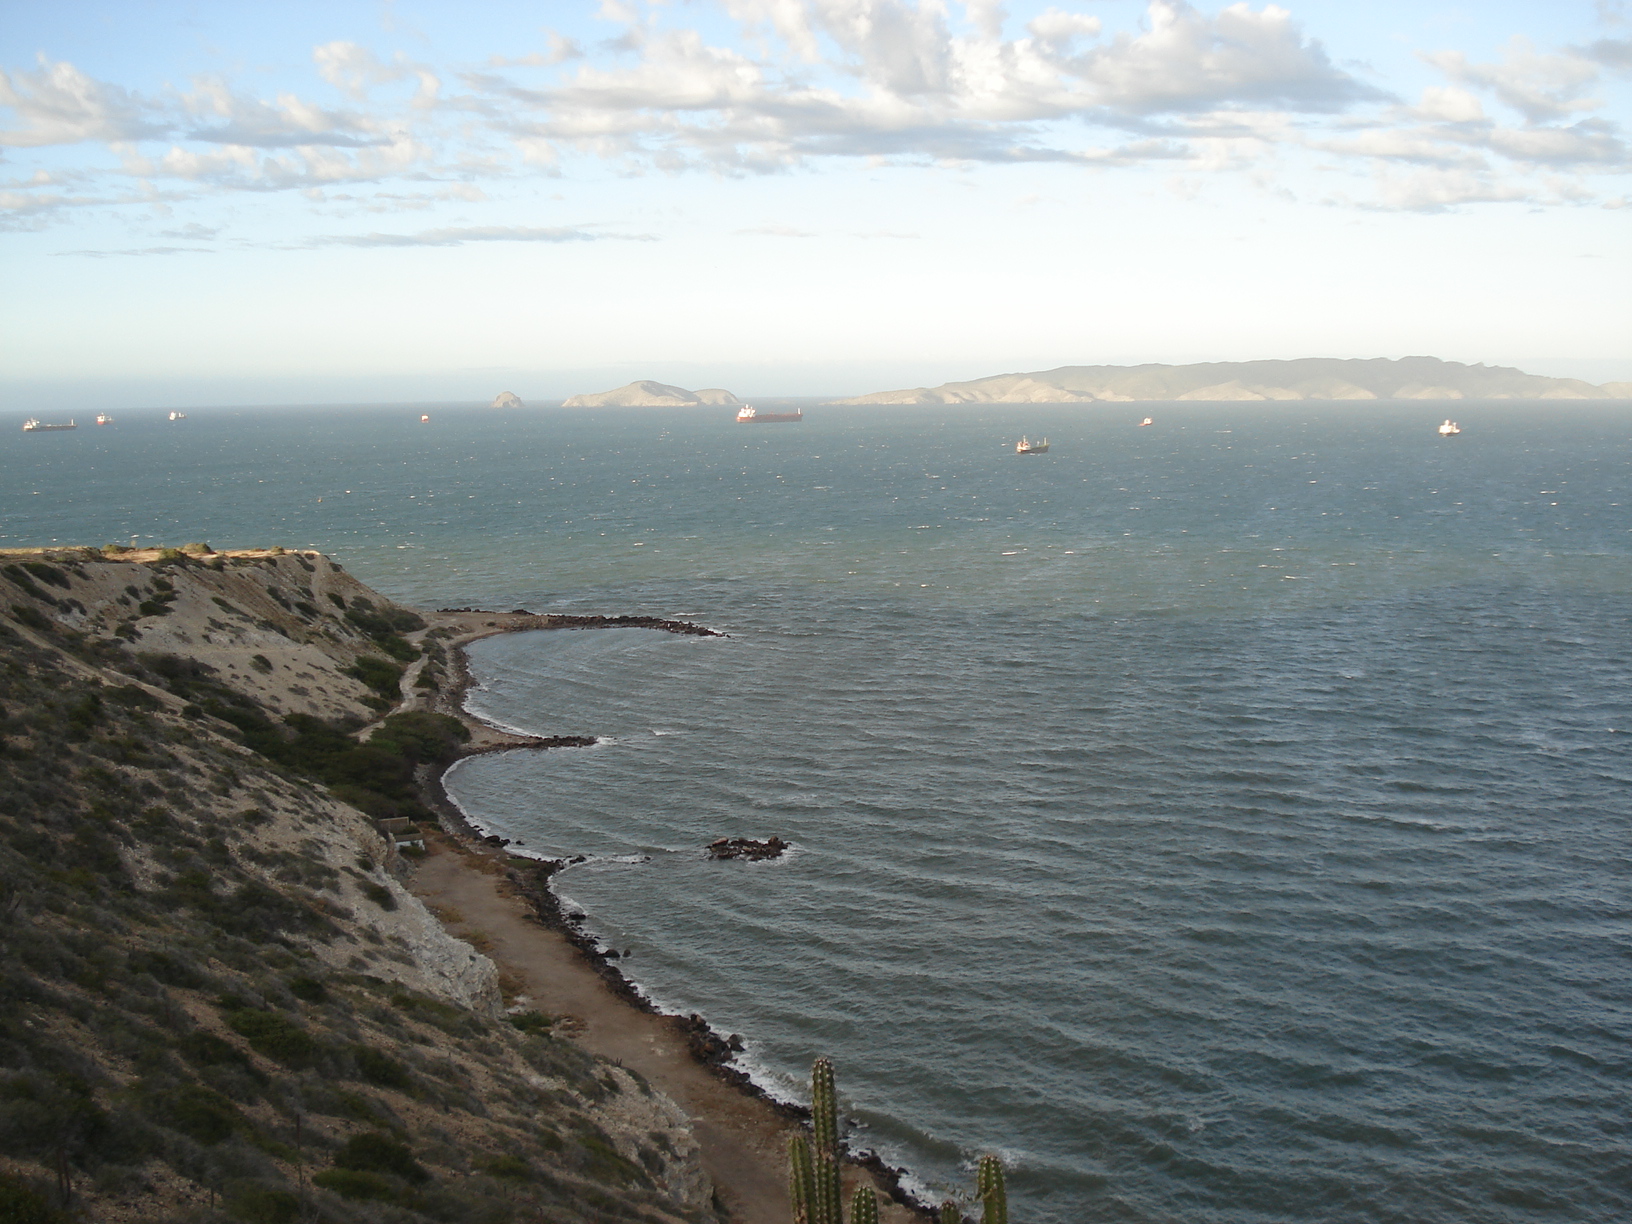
4;401;1630;1221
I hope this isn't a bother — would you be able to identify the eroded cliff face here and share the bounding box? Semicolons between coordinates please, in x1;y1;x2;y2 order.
0;547;716;1224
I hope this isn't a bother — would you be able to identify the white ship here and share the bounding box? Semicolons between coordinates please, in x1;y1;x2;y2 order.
1016;435;1050;454
169;410;187;421
1438;419;1461;436
22;417;76;432
1139;417;1153;427
96;413;114;425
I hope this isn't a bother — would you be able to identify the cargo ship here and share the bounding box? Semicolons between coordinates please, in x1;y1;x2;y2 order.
96;413;114;425
1016;435;1049;454
22;418;77;432
1437;419;1461;436
736;406;802;423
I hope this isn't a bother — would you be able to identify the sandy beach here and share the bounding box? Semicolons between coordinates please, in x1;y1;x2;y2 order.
405;609;928;1224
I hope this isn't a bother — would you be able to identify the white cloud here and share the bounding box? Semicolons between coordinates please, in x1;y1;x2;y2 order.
1427;38;1601;122
0;56;167;147
302;223;656;247
0;2;1626;230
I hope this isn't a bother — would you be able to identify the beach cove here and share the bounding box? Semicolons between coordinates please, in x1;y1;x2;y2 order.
402;605;928;1224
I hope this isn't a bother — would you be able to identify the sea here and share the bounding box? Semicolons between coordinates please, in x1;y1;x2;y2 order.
4;400;1629;1222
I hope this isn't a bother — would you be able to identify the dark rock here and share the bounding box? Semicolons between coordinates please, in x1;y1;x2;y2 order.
707;836;789;861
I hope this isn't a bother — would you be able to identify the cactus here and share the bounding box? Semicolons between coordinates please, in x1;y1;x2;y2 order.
789;1059;1013;1224
977;1155;1008;1224
811;1056;839;1157
790;1134;815;1224
790;1058;844;1224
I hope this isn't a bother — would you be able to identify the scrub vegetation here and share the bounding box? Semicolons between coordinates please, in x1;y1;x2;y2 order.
0;555;713;1224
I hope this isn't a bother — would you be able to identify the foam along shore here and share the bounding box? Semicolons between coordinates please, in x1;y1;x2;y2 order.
404;606;932;1223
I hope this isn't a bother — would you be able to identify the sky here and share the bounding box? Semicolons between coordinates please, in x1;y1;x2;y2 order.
2;0;1630;406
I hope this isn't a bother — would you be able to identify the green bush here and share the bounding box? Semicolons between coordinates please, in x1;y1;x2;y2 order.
507;1011;554;1036
347;655;403;698
353;1046;412;1091
478;1153;533;1180
223;1009;319;1066
286;976;327;1003
9;605;51;631
372;712;469;764
141;1083;239;1145
333;1132;429;1183
0;1174;68;1224
312;1168;397;1202
226;1184;300;1224
20;562;71;589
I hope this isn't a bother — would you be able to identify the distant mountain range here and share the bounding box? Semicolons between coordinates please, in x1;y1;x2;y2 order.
831;358;1632;404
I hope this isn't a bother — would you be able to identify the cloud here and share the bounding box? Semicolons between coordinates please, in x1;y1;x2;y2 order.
302;223;656;247
0;56;167;147
1;2;1625;228
157;222;220;239
474;0;1386;176
1427;38;1601;122
736;224;819;236
53;245;216;258
313;42;440;107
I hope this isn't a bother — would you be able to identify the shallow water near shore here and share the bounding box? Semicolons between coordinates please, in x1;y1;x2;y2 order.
5;400;1631;1221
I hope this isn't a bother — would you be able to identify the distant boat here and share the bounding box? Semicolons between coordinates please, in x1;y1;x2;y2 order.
22;417;77;432
169;411;187;421
1016;435;1050;454
420;414;430;423
736;405;802;423
96;413;114;425
1139;417;1153;427
1438;419;1461;436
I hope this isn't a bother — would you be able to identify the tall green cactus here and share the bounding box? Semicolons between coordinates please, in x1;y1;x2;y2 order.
790;1058;844;1224
789;1059;1013;1224
976;1155;1008;1224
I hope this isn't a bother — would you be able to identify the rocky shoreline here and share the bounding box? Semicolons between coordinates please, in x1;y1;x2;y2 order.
415;606;935;1219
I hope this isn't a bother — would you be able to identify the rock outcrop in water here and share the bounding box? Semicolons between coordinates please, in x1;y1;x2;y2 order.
832;357;1622;403
707;836;789;860
490;390;524;408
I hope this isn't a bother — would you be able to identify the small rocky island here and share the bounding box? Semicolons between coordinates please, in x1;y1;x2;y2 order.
490;390;524;408
707;836;789;861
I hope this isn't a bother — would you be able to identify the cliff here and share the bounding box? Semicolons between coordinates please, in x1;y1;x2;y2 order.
562;382;740;408
832;357;1621;404
0;548;716;1224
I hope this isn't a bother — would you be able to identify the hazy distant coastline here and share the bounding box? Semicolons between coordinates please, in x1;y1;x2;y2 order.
830;357;1632;405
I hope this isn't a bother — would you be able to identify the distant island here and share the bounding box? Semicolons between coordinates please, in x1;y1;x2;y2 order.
491;390;524;408
831;358;1632;404
563;380;740;408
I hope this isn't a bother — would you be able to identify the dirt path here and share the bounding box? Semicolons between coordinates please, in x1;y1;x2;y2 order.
406;836;920;1224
